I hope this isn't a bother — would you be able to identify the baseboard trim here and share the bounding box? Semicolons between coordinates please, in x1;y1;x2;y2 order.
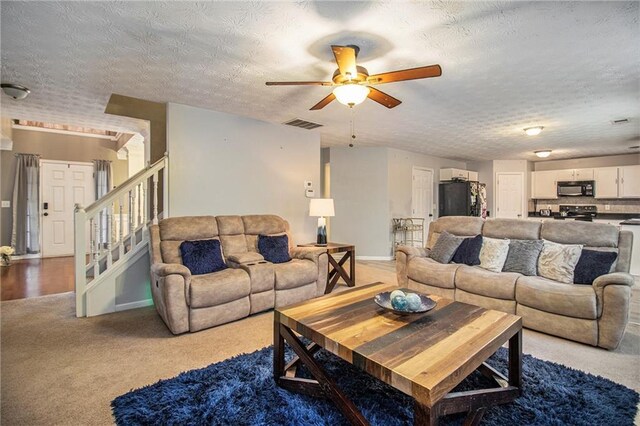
356;256;394;261
115;299;154;311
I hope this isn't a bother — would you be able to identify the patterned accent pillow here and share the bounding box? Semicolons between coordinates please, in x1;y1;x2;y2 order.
502;239;544;276
538;240;583;284
258;234;291;264
479;237;510;273
451;235;483;266
428;231;464;264
179;239;227;275
574;249;617;285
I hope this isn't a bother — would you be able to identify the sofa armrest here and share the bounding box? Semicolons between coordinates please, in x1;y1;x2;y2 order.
151;262;192;281
395;245;429;258
592;272;634;349
290;246;326;263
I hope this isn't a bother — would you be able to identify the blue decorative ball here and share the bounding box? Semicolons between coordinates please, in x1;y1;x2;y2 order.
405;293;422;311
391;295;408;311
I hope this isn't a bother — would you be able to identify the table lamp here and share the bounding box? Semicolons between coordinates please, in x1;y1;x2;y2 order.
309;198;334;246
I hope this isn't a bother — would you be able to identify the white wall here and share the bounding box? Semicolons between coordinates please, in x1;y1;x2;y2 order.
329;147;390;258
167;103;321;244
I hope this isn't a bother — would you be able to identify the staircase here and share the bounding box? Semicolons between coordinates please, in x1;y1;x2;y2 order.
74;156;168;317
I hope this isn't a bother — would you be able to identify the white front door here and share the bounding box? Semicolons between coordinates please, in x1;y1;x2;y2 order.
41;161;95;257
412;168;434;244
496;173;524;219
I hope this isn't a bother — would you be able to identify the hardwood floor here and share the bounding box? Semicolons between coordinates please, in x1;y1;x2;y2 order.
0;257;75;301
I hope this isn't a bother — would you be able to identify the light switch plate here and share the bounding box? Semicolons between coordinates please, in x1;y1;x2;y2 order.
1;200;10;208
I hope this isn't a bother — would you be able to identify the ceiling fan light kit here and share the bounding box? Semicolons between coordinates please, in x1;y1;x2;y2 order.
524;126;544;136
266;45;441;110
333;84;370;107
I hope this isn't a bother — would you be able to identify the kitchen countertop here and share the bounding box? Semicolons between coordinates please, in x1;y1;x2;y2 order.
528;212;640;220
620;219;640;226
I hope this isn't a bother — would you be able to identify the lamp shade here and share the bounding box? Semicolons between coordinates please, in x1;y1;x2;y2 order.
309;198;335;217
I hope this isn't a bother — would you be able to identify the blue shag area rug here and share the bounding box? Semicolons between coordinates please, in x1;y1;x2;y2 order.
112;346;638;426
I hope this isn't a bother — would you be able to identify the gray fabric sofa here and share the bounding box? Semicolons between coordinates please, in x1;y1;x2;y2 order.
149;215;328;334
396;217;635;349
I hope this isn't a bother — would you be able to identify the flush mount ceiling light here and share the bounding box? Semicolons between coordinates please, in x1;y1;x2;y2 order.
1;83;30;100
524;126;544;136
535;150;552;158
332;84;370;107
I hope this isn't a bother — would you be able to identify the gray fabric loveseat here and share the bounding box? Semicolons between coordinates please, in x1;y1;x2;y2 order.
149;215;328;334
396;217;634;349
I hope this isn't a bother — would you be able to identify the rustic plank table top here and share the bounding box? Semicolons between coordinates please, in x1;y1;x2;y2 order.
275;282;522;411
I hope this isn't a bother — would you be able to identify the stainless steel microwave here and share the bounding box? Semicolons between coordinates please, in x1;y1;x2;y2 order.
557;181;595;197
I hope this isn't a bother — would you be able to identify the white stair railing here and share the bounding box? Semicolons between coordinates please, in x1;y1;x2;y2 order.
74;155;168;317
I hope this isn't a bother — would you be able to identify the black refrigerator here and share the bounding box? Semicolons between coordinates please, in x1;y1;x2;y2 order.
439;181;487;218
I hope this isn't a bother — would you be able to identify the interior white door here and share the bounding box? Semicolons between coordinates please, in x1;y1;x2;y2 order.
41;161;95;257
496;173;524;219
412;168;434;244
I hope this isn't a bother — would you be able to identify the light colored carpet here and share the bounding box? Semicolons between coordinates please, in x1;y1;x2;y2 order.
1;261;639;425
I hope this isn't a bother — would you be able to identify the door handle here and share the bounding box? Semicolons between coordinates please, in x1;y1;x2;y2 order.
44;212;49;217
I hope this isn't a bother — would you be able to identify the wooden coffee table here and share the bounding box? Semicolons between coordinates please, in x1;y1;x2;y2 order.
274;282;522;425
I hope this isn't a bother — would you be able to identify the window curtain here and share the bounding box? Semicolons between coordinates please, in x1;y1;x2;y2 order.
94;160;112;245
11;154;41;255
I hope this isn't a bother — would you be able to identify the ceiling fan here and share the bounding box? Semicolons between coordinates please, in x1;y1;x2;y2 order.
266;45;442;110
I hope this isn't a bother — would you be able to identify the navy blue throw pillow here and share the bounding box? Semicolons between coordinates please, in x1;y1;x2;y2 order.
451;235;483;266
179;239;227;275
258;234;291;264
574;249;617;285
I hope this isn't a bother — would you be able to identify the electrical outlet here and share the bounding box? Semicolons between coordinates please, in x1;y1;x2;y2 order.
305;188;315;198
1;200;10;208
605;204;611;211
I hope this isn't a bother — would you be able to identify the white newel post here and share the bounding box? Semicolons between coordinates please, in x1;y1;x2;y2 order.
162;155;169;219
152;172;159;225
74;204;87;317
118;197;125;258
93;213;100;278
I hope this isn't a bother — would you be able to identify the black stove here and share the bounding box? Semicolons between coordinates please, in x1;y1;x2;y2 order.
557;205;597;221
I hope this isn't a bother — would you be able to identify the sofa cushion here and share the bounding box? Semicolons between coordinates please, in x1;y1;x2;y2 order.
515;275;597;320
180;239;227;275
455;265;520;300
159;216;218;241
227;252;264;265
216;216;245;235
427;216;484;249
574;249;618;285
451;235;483;266
429;231;464;264
243;215;288;235
258;234;291;264
456;265;522;300
160;240;183;264
407;257;461;289
219;234;248;257
273;259;316;290
502;239;543;276
189;268;250;308
540;221;618;248
538;240;582;284
479;237;510;273
483;218;541;240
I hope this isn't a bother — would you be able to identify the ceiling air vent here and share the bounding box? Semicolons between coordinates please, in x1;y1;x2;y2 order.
611;118;629;125
283;118;323;130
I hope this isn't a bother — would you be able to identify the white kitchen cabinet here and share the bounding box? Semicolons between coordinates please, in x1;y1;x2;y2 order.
468;171;479;181
531;170;558;199
574;168;594;180
440;168;469;181
555;169;575;181
594;167;619;198
619;165;640;198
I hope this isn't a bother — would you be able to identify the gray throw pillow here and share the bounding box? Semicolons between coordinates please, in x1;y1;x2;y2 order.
428;231;464;264
502;239;544;276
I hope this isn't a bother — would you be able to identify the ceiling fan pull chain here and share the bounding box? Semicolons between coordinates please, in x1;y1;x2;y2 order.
349;108;356;147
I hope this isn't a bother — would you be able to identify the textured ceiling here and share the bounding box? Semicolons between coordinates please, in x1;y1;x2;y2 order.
1;1;639;161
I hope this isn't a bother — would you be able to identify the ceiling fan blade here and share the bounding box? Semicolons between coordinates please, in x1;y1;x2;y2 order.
310;93;336;110
331;45;358;79
367;65;442;85
266;81;333;86
367;87;402;108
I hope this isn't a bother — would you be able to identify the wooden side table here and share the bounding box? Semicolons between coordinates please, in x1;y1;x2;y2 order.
298;242;355;294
